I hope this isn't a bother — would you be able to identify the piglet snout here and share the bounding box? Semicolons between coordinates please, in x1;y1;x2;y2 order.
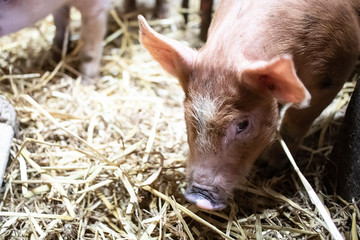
185;184;228;210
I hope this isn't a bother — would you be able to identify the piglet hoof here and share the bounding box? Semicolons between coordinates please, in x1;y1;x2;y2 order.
49;46;63;63
0;96;17;188
50;40;76;63
79;62;100;85
81;75;99;86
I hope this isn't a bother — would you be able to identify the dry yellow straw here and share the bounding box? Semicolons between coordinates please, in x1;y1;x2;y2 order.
142;185;234;240
277;131;344;240
0;211;73;220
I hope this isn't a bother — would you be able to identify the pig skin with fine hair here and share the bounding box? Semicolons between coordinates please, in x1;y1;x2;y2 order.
139;0;360;210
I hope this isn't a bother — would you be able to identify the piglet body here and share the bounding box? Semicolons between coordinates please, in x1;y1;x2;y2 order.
139;0;360;210
0;0;110;79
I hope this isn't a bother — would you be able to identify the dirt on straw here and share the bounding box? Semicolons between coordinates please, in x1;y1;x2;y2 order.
0;1;359;239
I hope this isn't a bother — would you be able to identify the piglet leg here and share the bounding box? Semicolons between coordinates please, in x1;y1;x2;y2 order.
0;97;16;188
73;0;109;81
53;5;71;53
51;5;71;62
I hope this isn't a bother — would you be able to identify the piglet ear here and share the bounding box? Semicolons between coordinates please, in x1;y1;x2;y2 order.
242;55;310;108
138;15;196;91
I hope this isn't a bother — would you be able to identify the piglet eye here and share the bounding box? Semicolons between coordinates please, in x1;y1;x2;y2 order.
236;120;249;134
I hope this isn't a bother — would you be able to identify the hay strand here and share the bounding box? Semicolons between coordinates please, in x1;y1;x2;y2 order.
277;131;344;240
141;185;234;240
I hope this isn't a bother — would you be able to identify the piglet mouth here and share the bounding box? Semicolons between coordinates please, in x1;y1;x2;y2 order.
184;184;228;210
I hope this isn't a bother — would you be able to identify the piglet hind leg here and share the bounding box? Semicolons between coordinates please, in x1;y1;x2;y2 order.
73;0;109;84
0;97;17;188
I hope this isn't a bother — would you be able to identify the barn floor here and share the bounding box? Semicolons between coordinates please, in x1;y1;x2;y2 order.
0;1;359;239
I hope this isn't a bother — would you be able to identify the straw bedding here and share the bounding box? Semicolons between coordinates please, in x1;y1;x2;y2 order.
0;1;359;239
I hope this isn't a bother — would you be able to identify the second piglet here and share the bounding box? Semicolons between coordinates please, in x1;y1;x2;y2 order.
0;0;110;81
139;0;360;210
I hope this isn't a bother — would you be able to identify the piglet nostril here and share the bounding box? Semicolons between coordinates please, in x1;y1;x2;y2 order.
185;185;227;210
191;185;216;200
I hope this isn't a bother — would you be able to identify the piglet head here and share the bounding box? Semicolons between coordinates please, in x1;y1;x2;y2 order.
138;15;310;210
